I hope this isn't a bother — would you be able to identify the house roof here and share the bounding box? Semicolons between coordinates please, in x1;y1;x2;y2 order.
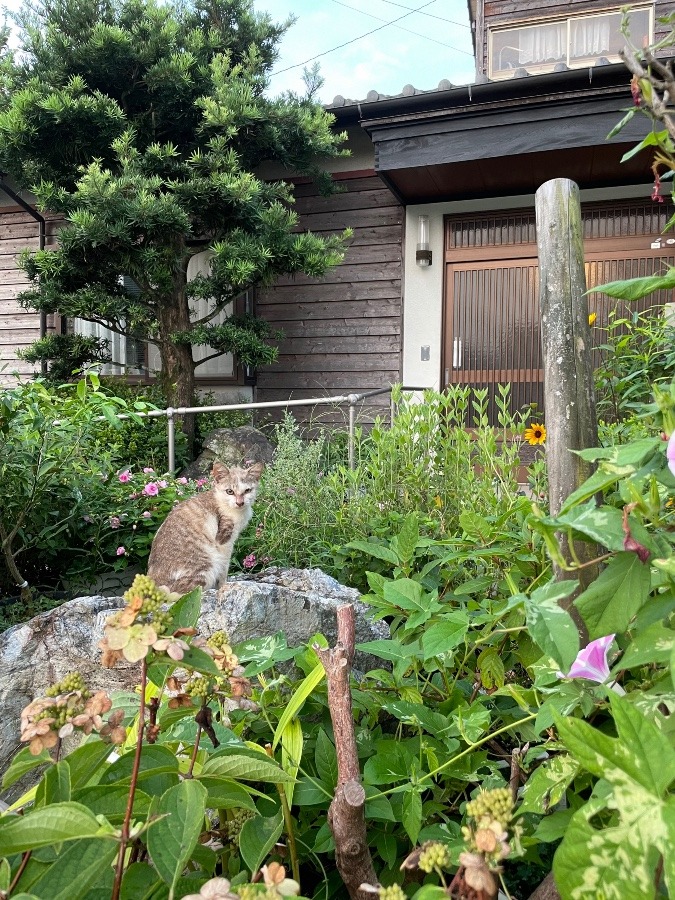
326;62;656;203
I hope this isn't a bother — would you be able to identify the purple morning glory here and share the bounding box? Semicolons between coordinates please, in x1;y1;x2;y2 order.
566;634;615;682
667;431;675;477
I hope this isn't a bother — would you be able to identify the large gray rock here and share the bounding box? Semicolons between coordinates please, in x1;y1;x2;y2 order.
0;568;388;779
183;425;274;478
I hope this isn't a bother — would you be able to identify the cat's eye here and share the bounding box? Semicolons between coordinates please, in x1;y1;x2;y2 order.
244;488;252;493
226;489;234;494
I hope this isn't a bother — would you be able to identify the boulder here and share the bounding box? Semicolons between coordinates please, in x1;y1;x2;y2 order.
183;425;274;478
0;568;388;780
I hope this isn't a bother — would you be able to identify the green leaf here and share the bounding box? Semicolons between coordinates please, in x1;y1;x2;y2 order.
555;697;675;795
196;777;257;812
2;748;53;790
35;760;71;808
24;838;117;900
380;699;452;738
477;646;505;689
556;503;656;555
234;632;297;677
272;663;324;750
98;744;179;785
63;739;119;791
364;786;396;821
147;779;208;898
293;776;331;806
421;615;468;659
355;639;418;665
621;621;675;669
532;808;574;842
402;788;422;845
239;811;283;875
0;803;113;855
587;267;675;301
121;863;162;900
519;755;580;815
524;581;580;670
392;514;420;563
0;857;9;891
575;552;652;638
364;743;413;785
315;729;338;791
346;540;399;565
281;717;303;806
411;887;449;900
71;786;152;823
168;587;202;630
200;753;295;783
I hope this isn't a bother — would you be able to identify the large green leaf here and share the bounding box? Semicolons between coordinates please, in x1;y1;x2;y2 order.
35;760;71;808
314;729;338;791
402;787;422;845
524;581;579;671
120;862;162;900
392;514;420;563
64;739;118;790
71;786;152;823
196;777;257;812
420;615;468;659
22;838;117;900
168;587;202;630
239;811;283;875
575;552;652;638
619;621;675;669
147;779;208;898
346;541;399;565
556;503;656;555
0;803;113;855
587;268;675;300
200;753;295;783
2;748;52;790
519;755;580;815
355;639;419;666
272;663;325;750
98;744;179;785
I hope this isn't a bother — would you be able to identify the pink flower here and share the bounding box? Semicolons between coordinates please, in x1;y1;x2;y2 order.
142;511;152;519
158;480;168;489
116;546;126;556
118;471;131;483
196;478;208;488
109;516;121;529
243;553;256;569
667;431;675;477
561;635;624;694
143;467;155;474
143;483;159;497
176;477;188;485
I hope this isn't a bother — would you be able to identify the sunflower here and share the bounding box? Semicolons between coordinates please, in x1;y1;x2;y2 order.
588;312;597;326
524;423;546;445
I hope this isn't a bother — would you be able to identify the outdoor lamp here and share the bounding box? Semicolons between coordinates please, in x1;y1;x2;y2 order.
416;215;432;267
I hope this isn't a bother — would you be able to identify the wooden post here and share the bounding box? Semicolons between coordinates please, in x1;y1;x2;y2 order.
535;178;599;595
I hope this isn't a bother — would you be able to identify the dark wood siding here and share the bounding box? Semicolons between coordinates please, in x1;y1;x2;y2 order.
255;173;403;424
479;0;670;78
0;207;60;385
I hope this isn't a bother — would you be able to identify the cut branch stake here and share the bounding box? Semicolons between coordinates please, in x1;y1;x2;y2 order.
315;605;378;899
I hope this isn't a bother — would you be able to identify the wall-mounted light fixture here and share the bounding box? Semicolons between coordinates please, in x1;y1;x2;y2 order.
416;214;432;267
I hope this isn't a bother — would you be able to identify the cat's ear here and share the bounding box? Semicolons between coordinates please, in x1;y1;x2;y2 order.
246;462;264;480
212;461;230;482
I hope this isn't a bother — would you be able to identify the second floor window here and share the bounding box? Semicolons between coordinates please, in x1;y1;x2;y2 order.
489;6;652;79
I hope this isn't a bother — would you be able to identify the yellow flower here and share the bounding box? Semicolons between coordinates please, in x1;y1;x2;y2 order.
588;312;597;326
524;423;546;445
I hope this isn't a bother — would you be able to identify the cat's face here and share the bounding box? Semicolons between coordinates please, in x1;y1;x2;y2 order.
211;462;264;509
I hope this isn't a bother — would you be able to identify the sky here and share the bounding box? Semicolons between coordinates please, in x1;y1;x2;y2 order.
254;0;476;103
1;0;477;105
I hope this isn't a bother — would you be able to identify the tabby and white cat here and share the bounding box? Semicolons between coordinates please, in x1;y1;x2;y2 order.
147;461;263;594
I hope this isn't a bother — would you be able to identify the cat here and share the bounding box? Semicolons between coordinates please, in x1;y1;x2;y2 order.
147;461;264;594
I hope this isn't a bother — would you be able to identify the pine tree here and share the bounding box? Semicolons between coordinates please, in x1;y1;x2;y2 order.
0;0;349;442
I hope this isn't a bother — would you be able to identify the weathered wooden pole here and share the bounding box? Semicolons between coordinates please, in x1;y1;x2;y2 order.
535;178;599;596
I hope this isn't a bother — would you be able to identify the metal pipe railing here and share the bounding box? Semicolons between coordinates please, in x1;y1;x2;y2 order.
60;384;431;471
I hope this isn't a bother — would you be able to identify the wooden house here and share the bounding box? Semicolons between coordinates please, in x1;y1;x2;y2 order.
2;0;674;425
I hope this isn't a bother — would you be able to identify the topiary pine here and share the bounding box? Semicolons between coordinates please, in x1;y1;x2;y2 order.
0;0;350;442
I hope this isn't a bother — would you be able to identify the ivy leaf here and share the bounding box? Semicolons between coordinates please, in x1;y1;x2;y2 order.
524;581;580;671
575;552;652;638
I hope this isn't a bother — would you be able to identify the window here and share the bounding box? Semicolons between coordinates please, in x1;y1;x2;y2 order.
489;6;652;79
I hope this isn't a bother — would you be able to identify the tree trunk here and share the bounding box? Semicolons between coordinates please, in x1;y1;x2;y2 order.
156;250;197;456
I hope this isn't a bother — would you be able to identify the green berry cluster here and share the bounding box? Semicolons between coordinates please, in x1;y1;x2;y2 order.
46;673;89;698
185;676;211;697
208;630;230;649
236;887;278;900
418;841;450;874
35;703;69;728
222;807;256;844
466;787;513;829
124;574;173;633
379;885;407;900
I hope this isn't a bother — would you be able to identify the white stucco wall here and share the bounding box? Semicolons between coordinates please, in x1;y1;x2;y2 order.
402;182;660;388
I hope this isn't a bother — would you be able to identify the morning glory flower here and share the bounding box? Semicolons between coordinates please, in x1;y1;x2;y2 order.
561;634;625;694
667;431;675;477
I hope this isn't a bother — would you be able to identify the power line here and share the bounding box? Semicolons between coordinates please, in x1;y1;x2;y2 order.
375;0;470;29
327;0;473;55
270;0;443;77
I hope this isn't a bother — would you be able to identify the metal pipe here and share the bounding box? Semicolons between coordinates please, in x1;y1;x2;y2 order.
167;408;175;472
0;180;47;373
347;394;358;470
